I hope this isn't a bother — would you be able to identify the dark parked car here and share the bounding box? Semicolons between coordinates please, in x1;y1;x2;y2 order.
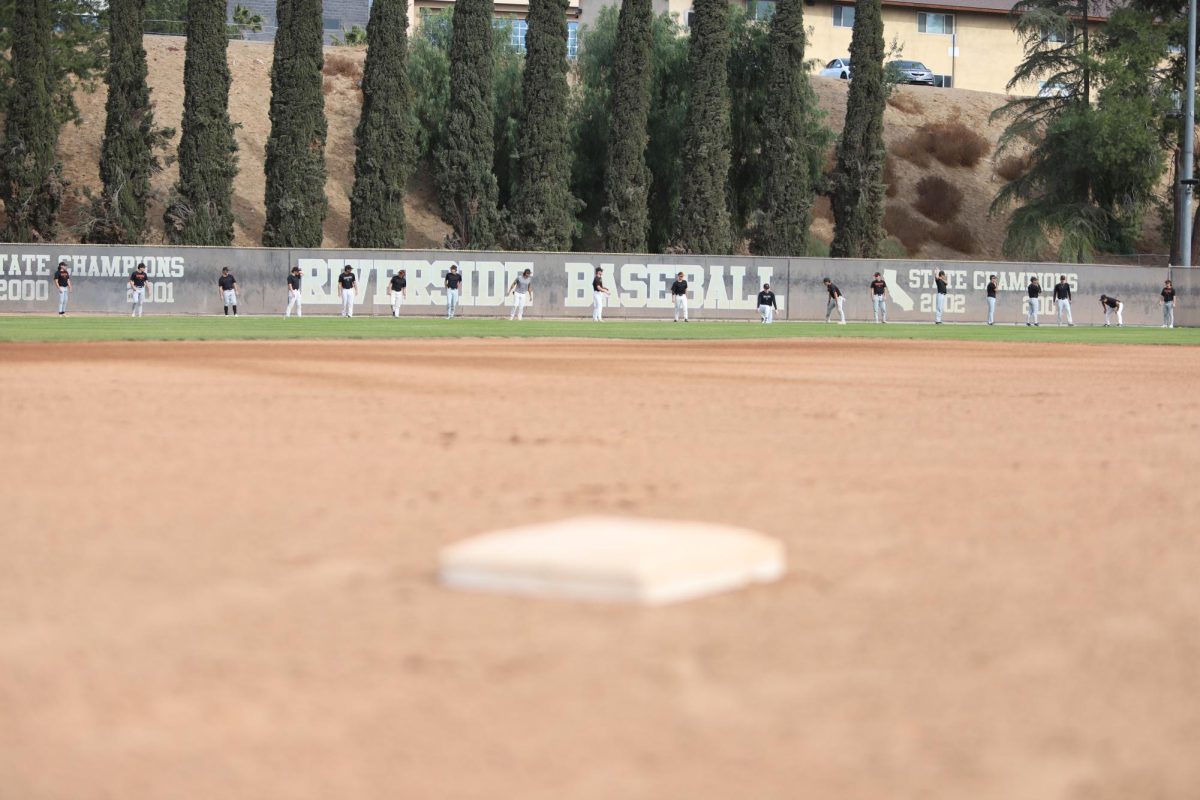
887;60;936;86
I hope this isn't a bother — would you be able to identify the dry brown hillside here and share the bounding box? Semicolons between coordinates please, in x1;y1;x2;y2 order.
46;36;1159;260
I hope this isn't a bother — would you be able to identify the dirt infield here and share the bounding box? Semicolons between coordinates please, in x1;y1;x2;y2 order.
2;338;1199;800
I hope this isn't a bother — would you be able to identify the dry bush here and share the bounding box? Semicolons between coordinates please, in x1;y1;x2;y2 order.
894;120;992;169
932;221;979;254
996;154;1029;181
883;204;932;254
812;194;833;222
884;155;899;198
323;53;363;81
913;175;963;223
887;92;924;115
322;78;335;96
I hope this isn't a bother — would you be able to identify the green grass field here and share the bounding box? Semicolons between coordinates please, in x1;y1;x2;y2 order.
0;315;1196;346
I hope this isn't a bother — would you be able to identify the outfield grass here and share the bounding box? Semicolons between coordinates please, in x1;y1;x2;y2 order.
0;315;1196;345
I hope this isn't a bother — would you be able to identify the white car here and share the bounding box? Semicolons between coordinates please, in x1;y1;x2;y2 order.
819;58;852;80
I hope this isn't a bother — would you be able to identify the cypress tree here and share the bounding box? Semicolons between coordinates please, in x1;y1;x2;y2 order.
754;0;817;256
165;0;238;245
263;0;328;248
509;0;576;250
349;0;415;248
0;0;61;243
87;0;172;243
673;0;732;254
436;0;499;249
829;0;886;258
599;0;653;253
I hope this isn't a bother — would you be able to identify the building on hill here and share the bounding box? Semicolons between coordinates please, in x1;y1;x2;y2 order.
226;0;1101;94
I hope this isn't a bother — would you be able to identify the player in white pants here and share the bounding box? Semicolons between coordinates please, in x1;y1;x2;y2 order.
822;278;845;324
507;269;533;320
592;267;609;321
1161;279;1176;328
1053;275;1074;326
388;270;407;317
869;273;888;322
1100;295;1123;326
286;266;303;317
985;274;997;325
757;283;777;324
217;267;239;316
1026;276;1041;326
129;263;150;317
336;265;357;317
444;265;462;318
670;271;689;322
933;270;948;324
52;261;71;315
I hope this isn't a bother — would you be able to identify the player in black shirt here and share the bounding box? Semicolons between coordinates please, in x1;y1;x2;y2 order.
1026;276;1041;326
444;265;463;319
757;283;778;324
1161;279;1176;328
933;270;948;324
129;263;151;317
218;267;239;316
338;265;357;318
52;261;71;316
1053;275;1074;326
985;274;997;325
671;271;689;322
389;270;408;318
592;267;610;321
869;272;888;323
286;267;303;317
1099;294;1123;327
823;278;845;324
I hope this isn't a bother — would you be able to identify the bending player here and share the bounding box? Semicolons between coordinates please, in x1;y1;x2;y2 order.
1099;294;1123;327
823;278;845;324
507;269;532;320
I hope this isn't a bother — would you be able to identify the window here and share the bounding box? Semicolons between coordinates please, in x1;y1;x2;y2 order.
748;0;776;21
567;21;579;59
917;12;954;35
833;5;854;27
492;16;528;52
1043;28;1067;43
932;74;953;88
686;9;695;29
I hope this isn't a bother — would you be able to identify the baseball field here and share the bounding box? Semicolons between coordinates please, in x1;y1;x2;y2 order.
3;318;1199;799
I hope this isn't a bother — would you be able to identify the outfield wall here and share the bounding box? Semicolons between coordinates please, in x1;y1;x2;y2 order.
0;244;1193;326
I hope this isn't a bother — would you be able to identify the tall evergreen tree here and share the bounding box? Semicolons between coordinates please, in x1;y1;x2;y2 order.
435;0;499;249
599;0;653;252
829;0;886;258
0;0;61;242
263;0;328;248
673;0;732;254
165;0;238;245
510;0;576;250
85;0;171;244
349;0;416;248
754;0;820;256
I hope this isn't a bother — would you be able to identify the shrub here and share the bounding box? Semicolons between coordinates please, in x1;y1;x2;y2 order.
884;155;899;198
932;220;978;254
894;120;991;169
812;194;833;221
887;91;923;115
879;236;907;259
913;175;963;222
883;204;931;254
996;154;1028;181
323;53;363;80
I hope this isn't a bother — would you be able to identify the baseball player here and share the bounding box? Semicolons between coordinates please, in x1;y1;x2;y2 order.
1026;276;1041;326
670;271;689;322
506;268;532;320
52;260;71;316
823;278;845;324
757;283;778;324
592;267;610;321
933;269;948;324
985;274;998;325
218;267;239;316
1100;294;1123;327
1053;275;1074;326
286;266;303;317
445;265;462;318
388;269;407;317
1161;279;1176;328
129;262;150;317
869;272;888;323
337;264;357;317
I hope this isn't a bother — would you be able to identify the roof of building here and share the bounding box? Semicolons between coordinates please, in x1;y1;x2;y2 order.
863;0;1114;21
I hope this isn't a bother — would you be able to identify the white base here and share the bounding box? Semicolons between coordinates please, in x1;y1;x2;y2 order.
439;516;785;605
